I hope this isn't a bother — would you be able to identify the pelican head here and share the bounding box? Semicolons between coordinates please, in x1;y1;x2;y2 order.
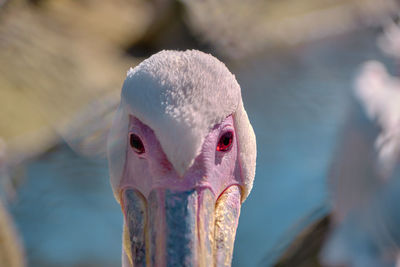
108;50;256;266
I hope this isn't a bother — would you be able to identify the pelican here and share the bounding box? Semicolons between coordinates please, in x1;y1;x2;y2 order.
320;60;400;267
107;50;256;266
275;60;400;267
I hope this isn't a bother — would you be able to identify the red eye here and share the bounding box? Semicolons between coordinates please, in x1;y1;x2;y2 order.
130;134;145;154
217;131;234;152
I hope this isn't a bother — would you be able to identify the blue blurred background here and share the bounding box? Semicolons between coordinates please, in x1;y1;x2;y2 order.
0;0;399;266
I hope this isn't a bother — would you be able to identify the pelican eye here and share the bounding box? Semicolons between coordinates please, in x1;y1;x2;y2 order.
217;131;234;152
130;134;145;154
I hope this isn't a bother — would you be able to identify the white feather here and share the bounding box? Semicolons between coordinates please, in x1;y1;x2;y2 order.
108;50;257;201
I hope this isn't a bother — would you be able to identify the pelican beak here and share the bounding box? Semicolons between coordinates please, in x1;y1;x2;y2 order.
121;185;242;266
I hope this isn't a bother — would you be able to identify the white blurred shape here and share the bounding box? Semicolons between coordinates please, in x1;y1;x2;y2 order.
322;59;400;266
378;22;400;59
355;60;400;177
57;92;120;158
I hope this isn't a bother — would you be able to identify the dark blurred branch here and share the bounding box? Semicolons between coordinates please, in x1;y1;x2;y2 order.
125;0;212;58
274;216;330;267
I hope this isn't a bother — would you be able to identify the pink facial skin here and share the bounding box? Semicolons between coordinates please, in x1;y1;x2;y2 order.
119;115;243;201
119;114;243;267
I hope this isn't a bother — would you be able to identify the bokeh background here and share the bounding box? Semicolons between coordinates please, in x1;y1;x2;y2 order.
1;0;400;266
